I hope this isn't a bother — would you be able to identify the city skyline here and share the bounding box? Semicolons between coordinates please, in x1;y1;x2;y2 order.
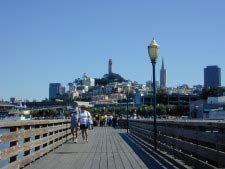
1;1;225;101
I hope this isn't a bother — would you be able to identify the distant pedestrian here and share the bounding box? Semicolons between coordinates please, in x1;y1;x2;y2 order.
70;101;79;143
79;105;92;143
108;115;113;126
99;115;104;127
96;115;100;126
104;115;108;127
112;116;118;127
89;115;93;129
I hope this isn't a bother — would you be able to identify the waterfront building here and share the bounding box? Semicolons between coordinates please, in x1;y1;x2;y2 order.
207;96;225;104
204;65;221;87
190;96;225;119
10;97;16;103
160;58;167;87
136;93;198;106
0;102;15;119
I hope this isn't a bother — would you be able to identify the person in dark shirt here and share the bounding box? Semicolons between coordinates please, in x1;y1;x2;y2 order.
70;102;79;143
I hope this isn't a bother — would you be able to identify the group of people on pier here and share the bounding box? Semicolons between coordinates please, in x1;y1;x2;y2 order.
96;114;118;127
69;101;119;144
69;102;92;143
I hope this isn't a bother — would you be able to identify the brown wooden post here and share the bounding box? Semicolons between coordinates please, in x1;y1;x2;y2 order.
9;126;18;163
34;125;41;152
24;125;31;156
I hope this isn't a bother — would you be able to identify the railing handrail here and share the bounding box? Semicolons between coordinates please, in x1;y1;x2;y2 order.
118;119;225;169
0;119;71;169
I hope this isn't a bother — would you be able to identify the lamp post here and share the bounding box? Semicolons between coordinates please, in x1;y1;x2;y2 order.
125;86;130;133
148;38;160;151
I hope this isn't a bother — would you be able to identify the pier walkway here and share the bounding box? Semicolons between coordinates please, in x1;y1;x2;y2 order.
24;127;181;169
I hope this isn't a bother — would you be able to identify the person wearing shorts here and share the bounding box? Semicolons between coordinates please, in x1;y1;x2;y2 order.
79;105;91;143
70;102;79;143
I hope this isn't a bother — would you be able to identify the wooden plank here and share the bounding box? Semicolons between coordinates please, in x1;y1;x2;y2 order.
126;152;142;169
107;152;116;169
0;130;69;162
158;125;225;145
113;131;134;169
113;152;124;169
130;120;224;169
0;124;70;144
0;119;70;128
91;152;100;169
19;127;199;169
119;152;133;169
81;152;95;169
157;132;225;166
100;152;107;169
75;152;89;169
2;161;20;169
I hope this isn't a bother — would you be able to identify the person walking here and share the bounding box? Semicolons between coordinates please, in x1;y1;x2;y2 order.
79;105;91;143
70;101;79;143
104;114;108;127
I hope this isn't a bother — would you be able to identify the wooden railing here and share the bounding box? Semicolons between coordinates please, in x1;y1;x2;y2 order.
126;119;225;169
0;120;71;169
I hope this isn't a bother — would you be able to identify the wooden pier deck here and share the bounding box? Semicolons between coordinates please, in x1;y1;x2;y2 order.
24;127;182;169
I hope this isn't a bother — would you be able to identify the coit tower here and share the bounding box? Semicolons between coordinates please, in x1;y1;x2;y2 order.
108;59;112;75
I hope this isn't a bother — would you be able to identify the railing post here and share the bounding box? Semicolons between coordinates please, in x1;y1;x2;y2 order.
9;127;18;163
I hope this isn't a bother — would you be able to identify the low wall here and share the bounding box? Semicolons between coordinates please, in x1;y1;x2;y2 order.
0;120;71;169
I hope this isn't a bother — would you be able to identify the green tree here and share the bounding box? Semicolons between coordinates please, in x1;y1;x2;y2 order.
200;87;225;99
157;87;169;104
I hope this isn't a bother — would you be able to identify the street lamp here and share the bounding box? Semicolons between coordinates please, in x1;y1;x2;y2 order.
148;38;160;151
125;86;130;133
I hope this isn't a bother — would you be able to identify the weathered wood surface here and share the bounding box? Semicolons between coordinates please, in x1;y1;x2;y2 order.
129;119;225;169
0;119;69;128
0;124;68;144
0;120;71;169
24;127;183;169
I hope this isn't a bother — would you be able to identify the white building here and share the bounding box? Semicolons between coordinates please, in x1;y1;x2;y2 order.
82;77;95;88
190;96;225;119
71;91;79;98
92;95;109;101
204;109;225;119
108;93;125;101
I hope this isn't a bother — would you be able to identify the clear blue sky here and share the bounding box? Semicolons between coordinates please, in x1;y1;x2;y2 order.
1;0;225;101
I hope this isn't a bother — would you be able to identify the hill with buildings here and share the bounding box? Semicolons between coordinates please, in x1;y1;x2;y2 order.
95;73;126;86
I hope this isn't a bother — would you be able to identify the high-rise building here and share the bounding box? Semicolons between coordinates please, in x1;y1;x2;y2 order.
108;59;112;75
160;58;167;87
49;83;65;100
204;65;221;87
